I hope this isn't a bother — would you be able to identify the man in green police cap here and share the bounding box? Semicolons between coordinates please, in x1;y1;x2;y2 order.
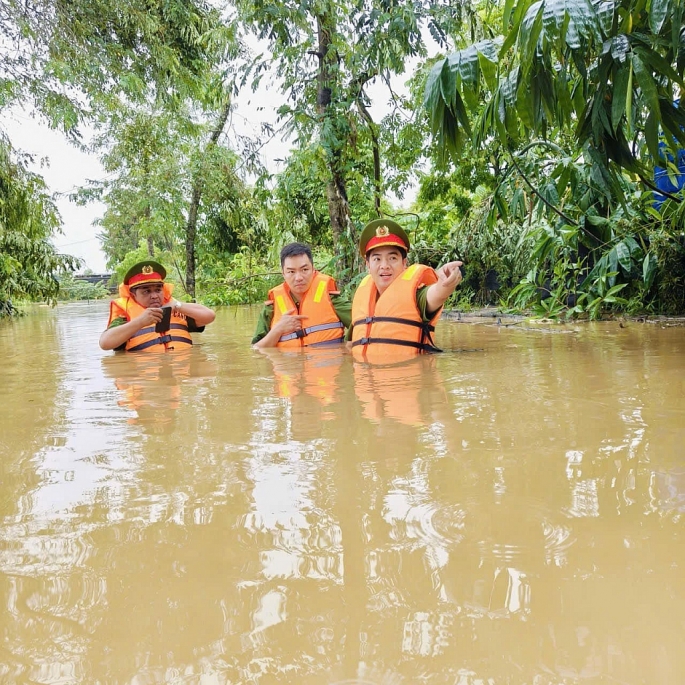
99;260;215;352
348;219;462;362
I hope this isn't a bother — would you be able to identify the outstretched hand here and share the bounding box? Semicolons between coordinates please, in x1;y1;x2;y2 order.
436;261;463;291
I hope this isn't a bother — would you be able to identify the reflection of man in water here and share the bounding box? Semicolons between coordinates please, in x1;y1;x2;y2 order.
252;243;351;348
348;220;462;364
99;260;215;352
353;354;448;428
101;350;217;434
257;346;348;440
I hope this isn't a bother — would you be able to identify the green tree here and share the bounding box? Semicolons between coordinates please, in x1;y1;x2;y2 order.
82;96;250;299
233;0;467;274
424;0;685;194
0;136;80;315
422;0;685;316
1;0;224;132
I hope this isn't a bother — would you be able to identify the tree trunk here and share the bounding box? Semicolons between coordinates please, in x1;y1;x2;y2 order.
315;14;355;275
184;99;232;300
356;96;381;218
185;186;201;299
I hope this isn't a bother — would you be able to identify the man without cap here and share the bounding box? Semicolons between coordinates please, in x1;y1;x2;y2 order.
99;261;215;352
348;219;462;362
252;242;351;348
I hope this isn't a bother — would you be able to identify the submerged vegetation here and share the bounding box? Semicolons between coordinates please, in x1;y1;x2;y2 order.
1;0;684;318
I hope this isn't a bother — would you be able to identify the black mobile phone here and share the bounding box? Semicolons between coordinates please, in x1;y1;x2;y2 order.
155;305;172;333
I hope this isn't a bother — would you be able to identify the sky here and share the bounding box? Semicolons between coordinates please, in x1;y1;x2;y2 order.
4;108;110;273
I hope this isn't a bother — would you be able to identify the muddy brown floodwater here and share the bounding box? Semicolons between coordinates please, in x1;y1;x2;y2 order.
1;301;684;684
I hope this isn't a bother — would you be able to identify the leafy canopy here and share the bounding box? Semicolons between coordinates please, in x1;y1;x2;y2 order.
425;0;685;188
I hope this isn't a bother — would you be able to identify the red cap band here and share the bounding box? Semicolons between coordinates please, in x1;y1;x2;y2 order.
128;272;164;287
365;234;408;253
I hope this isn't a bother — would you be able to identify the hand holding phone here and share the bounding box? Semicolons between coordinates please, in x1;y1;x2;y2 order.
155;305;172;333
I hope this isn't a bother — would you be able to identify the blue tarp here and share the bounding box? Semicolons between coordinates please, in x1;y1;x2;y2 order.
653;144;685;208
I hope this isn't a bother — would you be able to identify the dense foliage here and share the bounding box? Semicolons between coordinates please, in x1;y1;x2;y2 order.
0;136;80;314
424;0;685;316
1;0;685;317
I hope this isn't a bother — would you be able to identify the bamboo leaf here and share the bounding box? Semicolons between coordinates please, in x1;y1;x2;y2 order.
477;40;502;90
517;77;536;128
440;57;458;108
626;60;633;134
608;248;618;285
633;45;683;85
540;0;601;48
615;240;632;273
610;34;629;62
659;99;685;148
423;58;447;121
644;109;659;162
611;65;628;130
649;0;670;34
643;253;657;288
501;67;519;108
631;53;659;118
501;0;535;56
503;0;516;30
594;0;615;35
520;2;544;77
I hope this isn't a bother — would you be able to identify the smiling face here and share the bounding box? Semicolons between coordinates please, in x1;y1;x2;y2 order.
366;245;408;294
282;254;315;298
130;283;165;308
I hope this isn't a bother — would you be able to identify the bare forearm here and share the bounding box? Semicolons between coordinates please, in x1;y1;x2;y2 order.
177;301;215;325
253;327;283;348
426;282;454;313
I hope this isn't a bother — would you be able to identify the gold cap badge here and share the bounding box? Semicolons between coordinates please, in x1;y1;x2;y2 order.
142;265;154;274
375;225;390;237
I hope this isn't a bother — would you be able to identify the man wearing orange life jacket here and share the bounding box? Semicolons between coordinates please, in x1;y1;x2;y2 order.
252;242;351;348
348;219;463;364
99;260;215;352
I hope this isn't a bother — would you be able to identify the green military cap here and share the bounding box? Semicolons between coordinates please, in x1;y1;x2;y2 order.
124;260;167;289
359;218;410;256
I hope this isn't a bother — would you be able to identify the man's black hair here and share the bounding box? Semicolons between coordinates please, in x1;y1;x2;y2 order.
365;246;408;261
280;242;313;268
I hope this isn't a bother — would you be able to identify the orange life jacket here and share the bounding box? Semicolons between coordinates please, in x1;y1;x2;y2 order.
267;272;345;348
108;283;193;352
351;264;442;364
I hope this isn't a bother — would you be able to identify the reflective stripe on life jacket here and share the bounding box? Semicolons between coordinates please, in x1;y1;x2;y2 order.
108;296;193;352
351;264;442;364
268;272;345;348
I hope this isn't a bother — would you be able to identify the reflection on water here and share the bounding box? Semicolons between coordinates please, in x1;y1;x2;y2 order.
1;303;685;684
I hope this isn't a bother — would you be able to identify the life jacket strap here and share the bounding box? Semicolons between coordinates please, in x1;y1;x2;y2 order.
128;336;170;352
278;320;344;342
127;334;192;352
308;338;345;348
350;337;442;353
352;316;435;333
